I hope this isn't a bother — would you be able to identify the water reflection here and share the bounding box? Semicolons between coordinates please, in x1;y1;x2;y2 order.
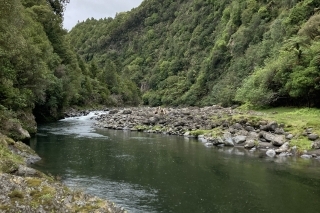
31;114;320;213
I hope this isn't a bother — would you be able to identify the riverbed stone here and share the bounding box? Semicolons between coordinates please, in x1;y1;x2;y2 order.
16;165;38;177
261;131;273;141
275;142;290;153
311;140;320;149
232;123;243;130
266;149;276;157
122;109;132;114
271;135;286;146
301;154;312;159
268;121;278;131
245;126;255;132
274;128;285;135
308;134;319;141
247;131;259;140
223;132;234;146
233;135;247;144
244;139;255;149
285;134;294;140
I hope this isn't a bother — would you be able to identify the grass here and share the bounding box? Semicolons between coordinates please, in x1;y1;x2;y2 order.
257;107;320;135
193;107;320;151
254;107;320;151
0;135;24;173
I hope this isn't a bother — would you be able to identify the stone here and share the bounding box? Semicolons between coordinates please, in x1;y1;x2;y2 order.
261;131;274;141
232;123;243;130
275;142;290;153
266;149;276;157
274;128;285;135
245;126;255;132
301;154;312;159
272;135;286;146
247;131;259;140
244;139;255;149
211;137;224;145
233;135;247;144
16;165;38;177
223;132;234;146
311;140;320;149
122;110;132;114
268;121;278;131
257;142;272;149
285;134;294;140
108;109;119;114
308;134;319;141
261;132;285;146
278;152;288;157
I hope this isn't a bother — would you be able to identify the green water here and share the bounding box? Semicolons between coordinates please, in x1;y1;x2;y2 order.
31;113;320;213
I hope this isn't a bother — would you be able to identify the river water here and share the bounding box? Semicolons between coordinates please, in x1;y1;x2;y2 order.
30;112;320;213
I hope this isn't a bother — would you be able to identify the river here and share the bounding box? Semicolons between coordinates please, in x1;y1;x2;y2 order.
30;112;320;213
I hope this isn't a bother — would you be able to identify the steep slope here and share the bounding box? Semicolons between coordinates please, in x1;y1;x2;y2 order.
68;0;320;107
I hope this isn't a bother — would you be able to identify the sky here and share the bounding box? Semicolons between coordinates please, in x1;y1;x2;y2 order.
63;0;144;30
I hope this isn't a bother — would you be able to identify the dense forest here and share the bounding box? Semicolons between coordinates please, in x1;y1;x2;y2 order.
1;0;320;138
69;0;320;108
0;0;139;135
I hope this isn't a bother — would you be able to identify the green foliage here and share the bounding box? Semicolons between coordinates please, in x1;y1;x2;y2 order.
3;0;320;123
69;0;318;108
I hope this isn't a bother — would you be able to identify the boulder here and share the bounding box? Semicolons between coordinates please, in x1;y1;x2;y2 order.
108;109;119;114
245;126;255;132
311;140;320;149
285;134;294;140
275;142;290;153
244;139;255;149
274;128;285;135
308;134;319;141
232;123;243;130
260;121;278;132
266;149;276;157
268;121;278;131
261;132;285;146
261;132;274;141
247;131;259;140
210;137;224;145
16;165;38;177
272;135;286;146
233;135;247;144
122;110;132;114
223;132;234;146
301;154;312;159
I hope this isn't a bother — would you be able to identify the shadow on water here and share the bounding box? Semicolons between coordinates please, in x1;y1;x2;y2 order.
31;113;320;213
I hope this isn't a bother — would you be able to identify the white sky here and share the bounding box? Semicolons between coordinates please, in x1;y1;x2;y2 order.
63;0;144;30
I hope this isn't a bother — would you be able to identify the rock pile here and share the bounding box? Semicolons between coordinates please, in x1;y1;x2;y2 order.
94;106;320;159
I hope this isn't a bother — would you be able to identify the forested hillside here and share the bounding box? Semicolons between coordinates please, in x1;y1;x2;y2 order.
69;0;320;107
0;0;141;134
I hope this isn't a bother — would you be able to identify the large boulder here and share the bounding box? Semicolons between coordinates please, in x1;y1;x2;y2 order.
261;132;285;146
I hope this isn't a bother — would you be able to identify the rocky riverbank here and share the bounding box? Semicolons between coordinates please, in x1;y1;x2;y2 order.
0;133;126;213
94;106;320;159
